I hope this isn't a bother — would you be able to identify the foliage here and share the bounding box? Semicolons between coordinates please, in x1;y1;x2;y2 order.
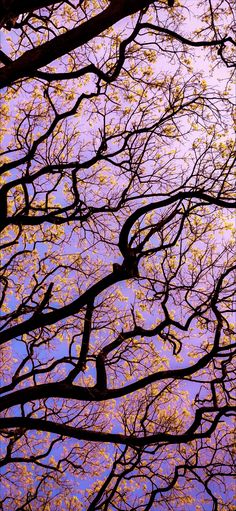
0;1;235;509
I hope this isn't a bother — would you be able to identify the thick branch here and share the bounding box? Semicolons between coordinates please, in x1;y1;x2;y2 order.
0;406;234;446
118;191;236;256
0;343;223;411
0;272;124;344
0;0;61;21
0;0;152;88
64;301;94;384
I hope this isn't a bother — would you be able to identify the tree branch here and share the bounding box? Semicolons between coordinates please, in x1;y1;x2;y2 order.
0;0;152;88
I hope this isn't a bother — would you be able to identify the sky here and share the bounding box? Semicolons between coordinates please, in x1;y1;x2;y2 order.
0;1;235;510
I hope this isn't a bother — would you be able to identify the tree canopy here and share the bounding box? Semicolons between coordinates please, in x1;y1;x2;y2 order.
0;1;235;509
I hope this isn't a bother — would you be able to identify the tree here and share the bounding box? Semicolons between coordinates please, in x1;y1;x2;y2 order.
0;0;235;509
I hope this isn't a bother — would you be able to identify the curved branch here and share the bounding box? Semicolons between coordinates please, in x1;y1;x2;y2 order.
118;191;236;256
0;406;235;446
139;22;235;49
